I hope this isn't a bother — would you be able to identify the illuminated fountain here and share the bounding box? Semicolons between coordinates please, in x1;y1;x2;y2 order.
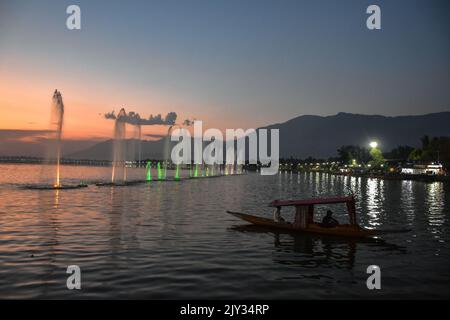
194;164;199;178
157;162;163;181
111;108;127;184
146;161;152;181
52;90;64;187
24;90;86;190
174;164;180;180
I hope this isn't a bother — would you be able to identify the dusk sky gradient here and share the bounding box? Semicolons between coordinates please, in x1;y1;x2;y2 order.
0;0;449;140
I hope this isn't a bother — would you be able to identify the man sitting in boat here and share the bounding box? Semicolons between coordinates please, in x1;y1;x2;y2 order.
321;210;339;228
273;206;286;223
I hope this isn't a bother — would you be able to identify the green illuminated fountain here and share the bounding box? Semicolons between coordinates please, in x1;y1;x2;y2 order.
194;164;199;178
146;161;152;181
175;164;180;180
157;162;163;180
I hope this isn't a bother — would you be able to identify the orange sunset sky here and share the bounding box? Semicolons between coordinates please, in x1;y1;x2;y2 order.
1;1;449;145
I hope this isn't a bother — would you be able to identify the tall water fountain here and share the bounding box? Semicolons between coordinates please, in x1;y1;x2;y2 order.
24;90;86;190
51;90;64;188
111;108;127;184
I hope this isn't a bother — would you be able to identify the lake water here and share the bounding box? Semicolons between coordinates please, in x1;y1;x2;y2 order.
0;163;449;299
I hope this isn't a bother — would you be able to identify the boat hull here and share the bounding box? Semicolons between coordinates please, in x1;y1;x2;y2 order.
227;211;377;238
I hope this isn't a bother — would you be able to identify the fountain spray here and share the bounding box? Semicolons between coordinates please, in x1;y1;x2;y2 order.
146;161;152;181
175;164;180;180
194;164;199;178
157;162;162;180
111;108;127;184
51;90;64;188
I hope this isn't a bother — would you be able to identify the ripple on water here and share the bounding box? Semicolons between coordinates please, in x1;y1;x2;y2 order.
0;164;449;298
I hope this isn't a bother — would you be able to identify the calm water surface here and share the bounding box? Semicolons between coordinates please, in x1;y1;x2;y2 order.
0;164;449;299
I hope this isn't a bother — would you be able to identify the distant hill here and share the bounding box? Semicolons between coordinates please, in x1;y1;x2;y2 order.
263;111;450;158
64;111;450;160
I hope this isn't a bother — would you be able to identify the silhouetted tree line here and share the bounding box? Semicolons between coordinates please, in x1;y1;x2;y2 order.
335;135;450;168
280;135;450;169
408;135;450;168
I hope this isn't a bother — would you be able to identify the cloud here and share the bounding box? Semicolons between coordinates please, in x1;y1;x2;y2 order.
183;119;195;126
104;109;177;126
0;129;52;141
144;133;166;139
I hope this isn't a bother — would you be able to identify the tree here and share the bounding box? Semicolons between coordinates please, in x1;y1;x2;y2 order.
408;149;423;161
385;145;414;160
408;136;450;169
369;147;385;168
337;145;370;164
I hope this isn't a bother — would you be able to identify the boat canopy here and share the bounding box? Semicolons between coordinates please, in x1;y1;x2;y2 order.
269;196;355;207
269;196;357;226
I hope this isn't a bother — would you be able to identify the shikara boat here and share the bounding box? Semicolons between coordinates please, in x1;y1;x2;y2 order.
227;196;380;238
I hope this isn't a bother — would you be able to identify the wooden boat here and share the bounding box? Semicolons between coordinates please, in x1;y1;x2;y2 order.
227;211;377;238
227;196;379;238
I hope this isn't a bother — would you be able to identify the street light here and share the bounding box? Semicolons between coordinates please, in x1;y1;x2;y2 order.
370;141;378;149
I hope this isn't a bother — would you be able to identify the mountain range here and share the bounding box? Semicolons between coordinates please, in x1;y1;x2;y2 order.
67;111;450;160
1;112;449;160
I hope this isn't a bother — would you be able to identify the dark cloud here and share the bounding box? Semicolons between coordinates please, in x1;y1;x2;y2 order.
104;110;177;126
144;133;166;139
183;119;195;126
0;129;103;157
0;129;52;141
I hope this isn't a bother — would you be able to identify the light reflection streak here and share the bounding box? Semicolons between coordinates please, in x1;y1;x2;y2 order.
400;180;415;225
366;178;382;228
425;182;445;232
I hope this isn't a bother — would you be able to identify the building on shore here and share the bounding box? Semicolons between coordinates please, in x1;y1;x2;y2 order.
401;163;444;176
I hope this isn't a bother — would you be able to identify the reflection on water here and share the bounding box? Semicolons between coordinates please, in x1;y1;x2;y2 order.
401;180;415;225
0;164;449;298
53;189;60;209
426;183;445;228
365;178;384;228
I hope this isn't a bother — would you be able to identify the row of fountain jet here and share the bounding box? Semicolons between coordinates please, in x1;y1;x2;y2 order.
109;107;246;185
144;162;244;182
28;90;244;189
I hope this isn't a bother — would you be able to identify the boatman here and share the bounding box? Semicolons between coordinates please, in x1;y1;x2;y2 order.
321;210;339;228
273;206;286;223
